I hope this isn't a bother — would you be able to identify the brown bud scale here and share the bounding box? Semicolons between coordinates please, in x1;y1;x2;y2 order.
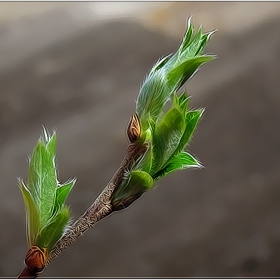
127;113;141;143
25;246;47;274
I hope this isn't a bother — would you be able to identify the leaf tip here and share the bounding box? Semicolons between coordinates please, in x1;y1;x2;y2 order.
186;15;193;29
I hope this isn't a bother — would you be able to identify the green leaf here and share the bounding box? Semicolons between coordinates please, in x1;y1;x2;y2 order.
45;130;57;160
36;206;70;251
149;54;173;77
171;92;180;108
20;128;75;251
136;18;215;129
129;170;154;190
178;17;215;59
179;17;195;54
136;72;171;128
195;30;216;56
27;140;42;197
166;55;214;92
135;142;153;174
19;180;40;247
153;152;202;181
181;25;203;59
176;109;204;154
178;91;190;113
112;170;154;211
28;139;57;224
52;179;76;215
152;106;185;173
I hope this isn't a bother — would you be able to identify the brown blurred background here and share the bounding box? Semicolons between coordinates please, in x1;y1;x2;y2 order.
1;2;280;277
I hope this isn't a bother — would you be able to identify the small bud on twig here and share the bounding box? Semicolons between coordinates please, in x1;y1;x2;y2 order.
127;113;141;143
25;246;47;274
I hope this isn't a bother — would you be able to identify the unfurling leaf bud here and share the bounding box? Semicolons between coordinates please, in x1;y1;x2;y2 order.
111;170;154;211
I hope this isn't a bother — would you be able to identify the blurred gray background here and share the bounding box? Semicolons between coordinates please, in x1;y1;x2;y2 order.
1;2;280;277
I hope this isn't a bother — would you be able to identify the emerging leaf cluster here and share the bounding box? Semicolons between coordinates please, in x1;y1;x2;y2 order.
19;128;75;253
112;18;215;209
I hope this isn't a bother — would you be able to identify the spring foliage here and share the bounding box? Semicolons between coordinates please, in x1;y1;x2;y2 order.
19;128;75;253
111;18;215;209
19;18;215;252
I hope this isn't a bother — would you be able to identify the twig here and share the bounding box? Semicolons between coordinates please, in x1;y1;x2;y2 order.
18;139;148;277
18;114;149;278
47;141;148;265
18;267;36;278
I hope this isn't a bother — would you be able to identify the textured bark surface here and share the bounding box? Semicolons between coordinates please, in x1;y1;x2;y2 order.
46;142;148;265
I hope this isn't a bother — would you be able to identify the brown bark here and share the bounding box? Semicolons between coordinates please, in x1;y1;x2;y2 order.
17;266;37;278
46;141;148;266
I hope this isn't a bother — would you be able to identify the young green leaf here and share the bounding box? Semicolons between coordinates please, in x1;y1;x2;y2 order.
27;140;43;198
166;55;214;92
52;179;76;215
178;18;215;60
136;17;215;129
149;53;173;77
178;92;190;113
19;180;40;247
195;30;216;56
30;142;57;224
181;25;203;58
112;170;154;211
21;128;74;254
179;17;195;54
135;142;153;174
45;131;57;160
152;106;185;173
36;206;70;251
175;109;204;155
136;72;170;128
153;152;202;181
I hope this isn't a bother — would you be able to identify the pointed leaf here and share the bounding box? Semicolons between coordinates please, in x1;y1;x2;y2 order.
180;26;203;59
56;179;76;206
19;180;40;247
153;152;202;181
149;53;173;77
178;91;190;105
136;72;171;128
195;30;216;56
135;142;153;174
176;109;204;154
167;55;214;91
36;206;70;251
136;20;215;128
179;17;194;54
178;91;190;113
46;131;57;160
153;107;185;173
28;140;43;197
52;179;76;215
28;140;57;224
